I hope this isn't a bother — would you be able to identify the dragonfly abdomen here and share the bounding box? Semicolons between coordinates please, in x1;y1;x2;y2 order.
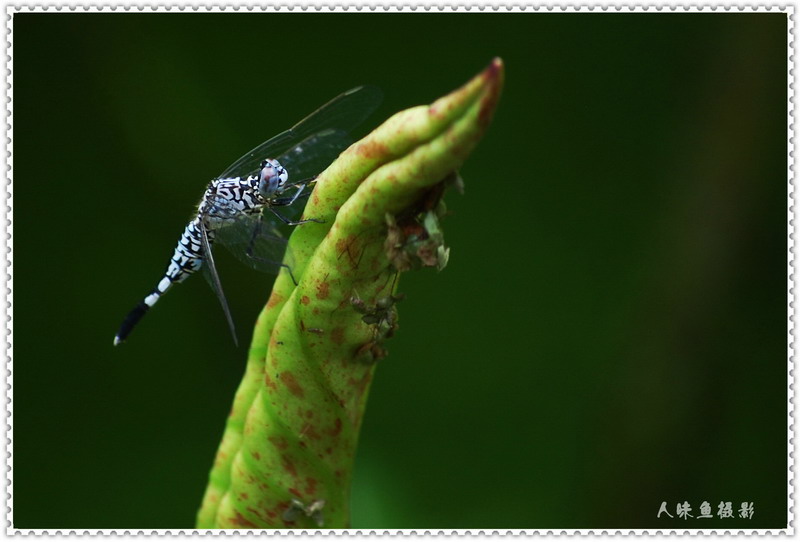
113;216;208;346
115;180;261;346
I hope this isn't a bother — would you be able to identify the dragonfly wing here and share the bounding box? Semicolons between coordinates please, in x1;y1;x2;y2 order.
213;210;295;276
276;128;352;184
199;219;239;347
217;130;294;181
218;85;382;180
282;85;382;145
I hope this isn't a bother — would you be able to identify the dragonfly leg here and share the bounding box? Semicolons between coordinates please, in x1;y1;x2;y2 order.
271;177;318;207
287;184;306;206
246;250;298;285
267;205;324;226
270;191;313;208
246;217;299;285
271;194;311;206
285;175;319;204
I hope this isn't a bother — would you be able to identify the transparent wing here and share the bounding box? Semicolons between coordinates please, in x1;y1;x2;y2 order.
212;217;295;277
199;220;239;347
218;85;383;180
201;192;292;275
275;128;351;185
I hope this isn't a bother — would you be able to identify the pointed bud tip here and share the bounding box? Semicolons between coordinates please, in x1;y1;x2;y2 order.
477;58;504;128
486;57;504;78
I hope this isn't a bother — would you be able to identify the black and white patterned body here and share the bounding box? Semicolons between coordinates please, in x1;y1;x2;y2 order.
153;176;272;303
113;161;288;346
113;85;382;347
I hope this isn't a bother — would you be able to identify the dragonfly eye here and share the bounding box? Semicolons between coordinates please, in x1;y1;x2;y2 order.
258;158;288;198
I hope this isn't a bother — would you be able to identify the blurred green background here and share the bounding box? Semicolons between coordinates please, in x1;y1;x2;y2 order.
13;13;786;529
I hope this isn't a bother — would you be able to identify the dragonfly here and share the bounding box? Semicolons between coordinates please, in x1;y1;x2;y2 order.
114;86;383;347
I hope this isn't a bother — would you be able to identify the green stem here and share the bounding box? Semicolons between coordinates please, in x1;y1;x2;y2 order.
196;58;504;529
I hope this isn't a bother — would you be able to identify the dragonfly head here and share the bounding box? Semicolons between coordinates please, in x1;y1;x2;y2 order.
258;158;289;198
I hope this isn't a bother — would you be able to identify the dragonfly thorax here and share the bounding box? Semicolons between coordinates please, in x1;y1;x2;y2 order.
258;158;289;198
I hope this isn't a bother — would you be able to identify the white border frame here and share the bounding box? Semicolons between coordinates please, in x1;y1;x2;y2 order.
3;3;793;536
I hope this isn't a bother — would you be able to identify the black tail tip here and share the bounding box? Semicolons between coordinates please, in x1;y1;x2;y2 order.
115;301;150;347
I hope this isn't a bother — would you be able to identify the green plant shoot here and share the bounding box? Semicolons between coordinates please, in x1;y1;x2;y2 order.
196;58;504;529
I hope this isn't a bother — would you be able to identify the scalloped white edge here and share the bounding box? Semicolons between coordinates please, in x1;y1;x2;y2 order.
6;1;13;538
2;2;794;536
790;0;796;536
0;4;796;12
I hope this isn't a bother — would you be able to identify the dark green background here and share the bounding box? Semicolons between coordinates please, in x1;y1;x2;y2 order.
13;13;787;529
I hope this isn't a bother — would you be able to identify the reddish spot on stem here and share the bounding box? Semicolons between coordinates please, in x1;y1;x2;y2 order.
301;295;310;305
356;139;389;160
267;292;284;309
328;418;343;437
289;487;303;498
231;511;257;527
244;422;256;436
283;455;298;478
252;451;261;460
335;235;360;265
246;507;266;523
305;477;318;495
239;492;249;500
428;101;446;120
269;435;289;451
301;423;321;440
330;327;345;345
264;373;277;390
281;371;305;398
316;281;330;300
